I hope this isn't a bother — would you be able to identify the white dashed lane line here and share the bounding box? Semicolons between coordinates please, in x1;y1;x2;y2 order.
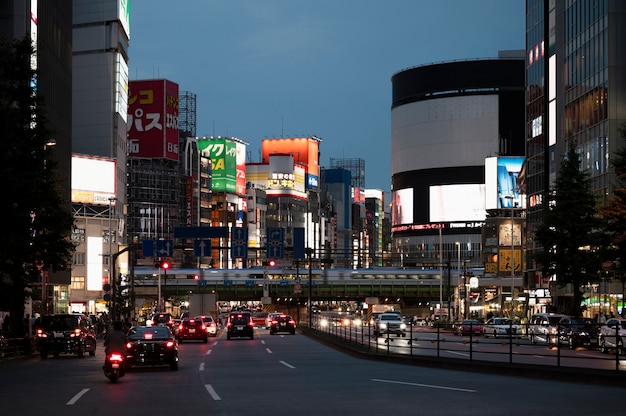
66;388;90;405
205;384;221;400
279;360;295;369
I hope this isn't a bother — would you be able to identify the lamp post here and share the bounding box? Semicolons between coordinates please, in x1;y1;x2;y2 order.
455;242;461;319
439;227;443;319
108;197;117;319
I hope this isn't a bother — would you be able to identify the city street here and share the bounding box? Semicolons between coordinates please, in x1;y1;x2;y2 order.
0;327;624;416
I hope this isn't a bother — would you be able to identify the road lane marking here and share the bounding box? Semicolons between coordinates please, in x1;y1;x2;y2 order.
266;348;272;354
66;388;90;405
447;350;469;357
205;384;221;400
206;349;212;355
372;378;476;393
199;362;205;371
279;360;295;369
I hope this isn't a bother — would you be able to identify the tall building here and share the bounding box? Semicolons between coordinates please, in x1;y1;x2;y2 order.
1;0;73;313
525;1;626;312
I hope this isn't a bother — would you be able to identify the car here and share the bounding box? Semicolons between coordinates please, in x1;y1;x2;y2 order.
226;311;254;340
252;311;269;327
373;313;407;337
529;313;568;344
452;319;484;336
177;318;208;343
125;325;178;370
557;317;599;349
598;318;626;354
482;317;522;338
195;315;218;337
265;312;282;329
35;314;97;359
269;314;296;335
150;312;175;332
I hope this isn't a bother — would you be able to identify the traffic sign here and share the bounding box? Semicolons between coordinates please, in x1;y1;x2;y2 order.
142;240;154;257
156;240;174;257
231;227;248;259
266;227;284;259
293;227;305;259
294;283;302;294
194;239;211;257
174;226;228;239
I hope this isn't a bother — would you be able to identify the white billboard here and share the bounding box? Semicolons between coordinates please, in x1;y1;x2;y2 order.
429;184;486;222
72;155;116;205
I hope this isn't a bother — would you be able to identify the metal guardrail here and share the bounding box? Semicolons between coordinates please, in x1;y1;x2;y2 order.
0;336;36;361
300;316;626;385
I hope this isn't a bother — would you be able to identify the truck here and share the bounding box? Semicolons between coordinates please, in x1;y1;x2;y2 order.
187;293;218;318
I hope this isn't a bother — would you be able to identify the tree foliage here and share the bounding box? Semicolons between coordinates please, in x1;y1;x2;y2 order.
533;141;604;316
0;35;75;334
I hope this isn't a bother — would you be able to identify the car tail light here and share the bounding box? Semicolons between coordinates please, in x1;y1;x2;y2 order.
126;342;132;349
71;328;81;337
144;333;153;339
289;319;296;325
165;340;175;348
178;324;183;331
248;321;254;327
36;329;46;338
201;324;207;330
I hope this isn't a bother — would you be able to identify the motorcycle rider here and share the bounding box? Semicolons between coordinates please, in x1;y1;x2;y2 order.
104;320;127;368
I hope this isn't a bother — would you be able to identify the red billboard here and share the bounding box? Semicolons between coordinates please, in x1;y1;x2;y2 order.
262;137;319;189
128;79;179;161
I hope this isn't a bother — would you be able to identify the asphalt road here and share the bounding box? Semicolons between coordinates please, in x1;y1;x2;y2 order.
1;327;625;416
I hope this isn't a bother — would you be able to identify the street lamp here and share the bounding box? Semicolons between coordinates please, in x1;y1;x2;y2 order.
456;242;461;319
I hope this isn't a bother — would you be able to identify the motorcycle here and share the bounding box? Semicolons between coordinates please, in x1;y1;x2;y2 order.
104;352;126;383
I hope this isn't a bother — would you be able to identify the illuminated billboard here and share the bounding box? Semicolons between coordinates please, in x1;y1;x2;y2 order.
198;137;246;194
392;188;413;226
71;155;116;205
262;137;319;189
127;79;179;161
485;156;525;210
246;155;307;199
429;184;486;222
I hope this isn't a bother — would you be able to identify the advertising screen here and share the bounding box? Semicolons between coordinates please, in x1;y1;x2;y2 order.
429;184;486;222
198;138;240;193
71;155;116;205
485;156;525;209
392;188;414;226
262;138;319;189
127;79;179;161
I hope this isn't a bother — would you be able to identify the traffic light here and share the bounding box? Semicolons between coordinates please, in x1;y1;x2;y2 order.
156;260;171;270
262;259;277;267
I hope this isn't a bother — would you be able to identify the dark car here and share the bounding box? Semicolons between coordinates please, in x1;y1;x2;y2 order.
151;312;175;331
226;312;254;340
177;318;208;343
125;326;178;370
557;317;599;349
35;314;97;359
269;314;296;335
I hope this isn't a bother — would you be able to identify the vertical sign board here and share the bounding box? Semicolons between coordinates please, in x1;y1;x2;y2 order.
231;227;248;259
293;227;305;259
266;227;284;259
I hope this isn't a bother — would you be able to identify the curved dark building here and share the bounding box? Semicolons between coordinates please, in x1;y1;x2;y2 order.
390;52;525;267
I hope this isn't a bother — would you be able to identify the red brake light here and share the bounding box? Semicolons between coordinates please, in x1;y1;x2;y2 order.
189;319;195;323
108;353;124;362
126;342;132;349
178;324;183;330
144;333;153;339
166;340;175;348
201;324;206;330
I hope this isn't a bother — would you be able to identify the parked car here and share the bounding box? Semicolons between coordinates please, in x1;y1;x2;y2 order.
125;325;178;370
482;317;522;338
557;317;599;349
226;311;254;340
598;318;626;354
177;318;208;343
269;314;296;335
529;313;568;344
35;314;97;359
452;319;484;336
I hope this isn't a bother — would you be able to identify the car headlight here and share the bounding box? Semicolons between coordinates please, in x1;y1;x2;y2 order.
380;323;388;330
400;323;407;330
320;319;328;327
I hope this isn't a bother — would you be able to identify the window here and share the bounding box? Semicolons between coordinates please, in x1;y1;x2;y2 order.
71;276;85;290
73;252;85;266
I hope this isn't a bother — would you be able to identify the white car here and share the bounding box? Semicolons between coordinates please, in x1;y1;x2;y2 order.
598;318;626;354
483;317;522;338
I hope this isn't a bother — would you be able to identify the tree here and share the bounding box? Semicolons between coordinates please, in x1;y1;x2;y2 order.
599;123;626;312
533;141;604;316
0;35;75;336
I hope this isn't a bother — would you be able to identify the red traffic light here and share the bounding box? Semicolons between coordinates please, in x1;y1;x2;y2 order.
263;259;277;267
160;261;171;270
194;274;200;280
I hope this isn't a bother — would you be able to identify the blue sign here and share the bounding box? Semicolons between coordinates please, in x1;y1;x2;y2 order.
293;227;305;259
231;227;248;259
223;280;233;287
245;280;255;287
194;239;211;257
142;240;155;257
266;227;284;259
156;240;174;257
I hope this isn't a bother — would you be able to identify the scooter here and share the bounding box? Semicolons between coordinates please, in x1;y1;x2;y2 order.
104;352;126;383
